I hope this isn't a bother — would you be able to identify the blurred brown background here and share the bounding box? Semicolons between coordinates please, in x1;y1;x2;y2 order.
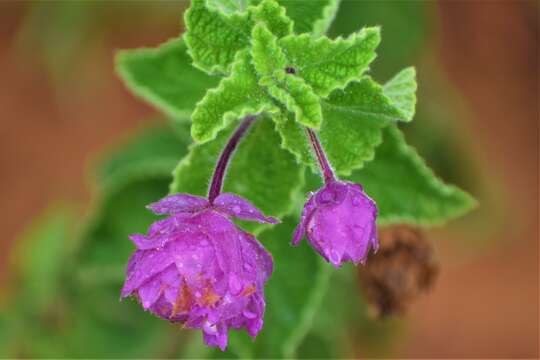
0;0;538;358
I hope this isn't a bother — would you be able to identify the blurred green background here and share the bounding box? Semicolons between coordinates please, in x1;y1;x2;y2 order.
0;0;538;358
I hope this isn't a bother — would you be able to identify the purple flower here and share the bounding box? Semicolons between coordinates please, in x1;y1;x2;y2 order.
121;193;277;351
292;181;378;267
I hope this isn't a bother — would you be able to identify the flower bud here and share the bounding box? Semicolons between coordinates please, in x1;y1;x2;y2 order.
293;181;378;267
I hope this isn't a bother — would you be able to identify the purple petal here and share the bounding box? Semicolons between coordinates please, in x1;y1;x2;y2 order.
147;194;209;215
213;193;279;224
292;194;316;245
202;321;228;351
138;276;162;309
129;216;198;250
121;247;175;297
292;223;305;246
239;231;273;283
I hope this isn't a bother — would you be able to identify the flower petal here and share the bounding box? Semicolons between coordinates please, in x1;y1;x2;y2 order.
213;193;279;224
202;321;228;351
121;246;175;297
129;215;198;250
292;194;316;245
146;194;209;215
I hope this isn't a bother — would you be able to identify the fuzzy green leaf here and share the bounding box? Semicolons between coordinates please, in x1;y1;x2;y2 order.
278;27;381;97
191;50;276;142
116;39;219;119
206;0;250;15
185;0;293;75
382;66;417;121
171;118;304;227
279;0;341;36
251;0;293;38
251;23;322;128
184;0;252;74
204;0;340;36
267;75;322;129
276;73;411;174
251;23;287;78
348;126;477;225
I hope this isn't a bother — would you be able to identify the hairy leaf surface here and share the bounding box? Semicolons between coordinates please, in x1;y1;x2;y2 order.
191;50;276;142
348;126;476;224
278;27;381;97
382;66;417;121
184;0;252;74
278;0;340;36
116;39;218;119
276;70;416;174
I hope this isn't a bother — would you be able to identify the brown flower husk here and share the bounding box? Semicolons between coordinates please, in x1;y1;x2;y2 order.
358;225;439;318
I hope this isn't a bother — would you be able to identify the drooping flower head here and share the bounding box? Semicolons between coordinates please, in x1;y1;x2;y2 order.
292;180;378;267
121;193;276;350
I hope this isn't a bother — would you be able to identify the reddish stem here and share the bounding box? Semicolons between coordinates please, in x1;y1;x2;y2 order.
207;116;257;203
306;128;336;184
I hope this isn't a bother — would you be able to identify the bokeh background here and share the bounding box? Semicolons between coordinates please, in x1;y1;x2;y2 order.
0;0;538;358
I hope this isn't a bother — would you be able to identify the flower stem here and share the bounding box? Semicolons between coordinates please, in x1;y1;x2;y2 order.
208;115;257;203
305;128;336;184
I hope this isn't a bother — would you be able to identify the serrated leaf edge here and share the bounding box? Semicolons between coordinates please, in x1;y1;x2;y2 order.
377;127;477;226
184;0;251;75
312;0;342;37
382;66;417;122
280;26;381;98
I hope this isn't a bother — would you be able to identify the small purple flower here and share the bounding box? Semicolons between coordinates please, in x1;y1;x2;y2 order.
292;181;378;267
121;193;276;351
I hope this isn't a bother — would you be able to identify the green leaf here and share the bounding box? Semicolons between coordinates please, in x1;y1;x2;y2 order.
97;123;191;191
251;23;287;78
382;66;417;121
251;0;293;38
278;27;381;97
116;38;219;120
250;22;322;129
276;74;410;174
273;111;313;167
185;0;297;76
203;0;341;37
279;0;341;36
267;75;322;129
191;50;276;143
328;1;426;80
171;118;304;228
206;0;250;15
184;0;252;74
348;126;477;225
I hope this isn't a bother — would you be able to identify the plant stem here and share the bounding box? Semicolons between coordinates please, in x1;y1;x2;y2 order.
305;128;336;184
208;115;257;203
